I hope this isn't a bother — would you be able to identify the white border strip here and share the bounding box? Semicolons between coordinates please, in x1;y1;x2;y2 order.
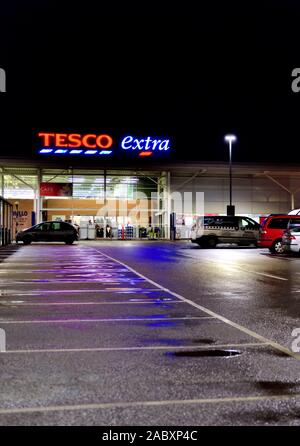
0;316;214;324
0;288;163;295
0;300;183;306
0;392;298;415
2;342;269;354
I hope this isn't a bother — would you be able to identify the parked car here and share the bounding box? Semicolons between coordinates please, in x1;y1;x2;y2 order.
16;221;79;245
288;209;300;215
258;215;300;253
190;215;260;248
282;226;300;253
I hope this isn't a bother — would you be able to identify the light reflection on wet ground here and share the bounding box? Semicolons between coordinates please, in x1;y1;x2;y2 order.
0;245;188;326
0;242;300;425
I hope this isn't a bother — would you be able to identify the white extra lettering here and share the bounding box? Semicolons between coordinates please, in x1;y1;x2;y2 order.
120;136;171;151
159;140;170;150
133;139;144;150
121;136;133;149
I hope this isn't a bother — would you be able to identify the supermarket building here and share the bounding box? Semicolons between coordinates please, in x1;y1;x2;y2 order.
1;131;300;241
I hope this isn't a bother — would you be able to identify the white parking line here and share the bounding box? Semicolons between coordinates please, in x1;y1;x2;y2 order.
178;254;289;281
93;249;300;360
0;288;163;295
0;270;131;274
0;300;184;306
0;281;136;285
239;271;288;281
1;342;269;354
0;316;214;324
0;392;297;415
203;259;288;281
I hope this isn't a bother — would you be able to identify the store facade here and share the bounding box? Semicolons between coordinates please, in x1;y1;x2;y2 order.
0;196;13;246
1;131;300;240
1;166;171;241
1;160;300;241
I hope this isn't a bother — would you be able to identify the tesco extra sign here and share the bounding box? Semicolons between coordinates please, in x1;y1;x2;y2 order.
121;136;170;153
37;132;171;157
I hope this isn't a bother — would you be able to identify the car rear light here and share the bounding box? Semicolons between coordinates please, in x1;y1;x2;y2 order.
260;230;267;234
287;234;296;240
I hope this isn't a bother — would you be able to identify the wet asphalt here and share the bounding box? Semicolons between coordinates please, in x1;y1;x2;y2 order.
0;241;300;425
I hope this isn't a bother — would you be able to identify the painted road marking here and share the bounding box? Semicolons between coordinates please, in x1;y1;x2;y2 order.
0;279;146;284
208;261;288;281
0;288;163;295
93;249;300;360
1;342;269;354
0;269;132;274
1;246;296;362
0;392;297;415
177;253;289;281
0;316;214;324
0;300;184;306
238;270;288;281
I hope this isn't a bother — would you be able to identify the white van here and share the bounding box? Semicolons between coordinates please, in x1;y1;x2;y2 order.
190;215;260;248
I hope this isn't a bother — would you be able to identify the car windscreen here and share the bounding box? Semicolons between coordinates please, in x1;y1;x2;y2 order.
240;217;259;229
242;217;259;227
37;222;52;231
288;218;300;229
290;226;300;233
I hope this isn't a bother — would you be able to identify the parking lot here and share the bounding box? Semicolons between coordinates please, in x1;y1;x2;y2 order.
0;241;300;425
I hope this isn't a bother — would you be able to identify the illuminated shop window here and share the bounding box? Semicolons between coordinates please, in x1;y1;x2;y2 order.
3;175;37;199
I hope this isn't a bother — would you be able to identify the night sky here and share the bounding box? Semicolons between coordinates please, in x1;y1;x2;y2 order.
1;0;300;163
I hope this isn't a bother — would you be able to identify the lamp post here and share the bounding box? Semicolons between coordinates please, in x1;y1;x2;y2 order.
224;134;237;216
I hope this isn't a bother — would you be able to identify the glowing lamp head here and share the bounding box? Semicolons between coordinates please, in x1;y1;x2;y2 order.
224;134;237;143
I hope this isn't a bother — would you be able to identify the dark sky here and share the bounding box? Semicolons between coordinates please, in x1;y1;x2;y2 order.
1;0;300;163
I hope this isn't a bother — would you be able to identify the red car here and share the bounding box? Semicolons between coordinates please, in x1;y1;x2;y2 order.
258;215;300;253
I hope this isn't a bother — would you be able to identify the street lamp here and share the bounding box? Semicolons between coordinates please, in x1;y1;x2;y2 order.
224;134;237;216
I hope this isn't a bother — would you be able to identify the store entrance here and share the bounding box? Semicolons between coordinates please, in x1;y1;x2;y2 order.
71;215;148;240
44;213;146;240
72;215;116;239
40;171;168;240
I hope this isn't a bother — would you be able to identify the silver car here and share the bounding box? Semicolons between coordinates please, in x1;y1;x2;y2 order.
282;226;300;253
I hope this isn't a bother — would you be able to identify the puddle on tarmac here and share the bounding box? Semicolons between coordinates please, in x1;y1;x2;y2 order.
168;349;242;358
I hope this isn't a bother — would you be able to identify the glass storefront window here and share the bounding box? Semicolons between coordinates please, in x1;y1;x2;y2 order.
42;174;105;199
41;174;158;197
0;168;167;239
111;183;134;199
4;175;37;199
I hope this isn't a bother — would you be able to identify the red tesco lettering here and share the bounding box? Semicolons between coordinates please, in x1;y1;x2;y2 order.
38;133;113;149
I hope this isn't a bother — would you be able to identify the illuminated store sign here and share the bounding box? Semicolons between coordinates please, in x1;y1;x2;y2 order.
40;182;73;197
121;136;170;152
37;132;171;157
38;133;113;155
